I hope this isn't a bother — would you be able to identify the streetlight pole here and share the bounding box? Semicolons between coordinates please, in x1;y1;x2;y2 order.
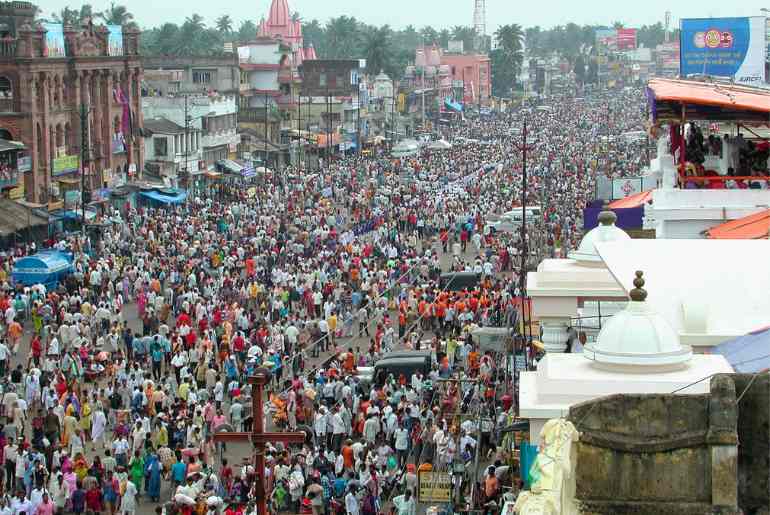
264;92;268;170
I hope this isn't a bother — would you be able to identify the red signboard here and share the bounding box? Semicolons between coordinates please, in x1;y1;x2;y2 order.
616;29;638;50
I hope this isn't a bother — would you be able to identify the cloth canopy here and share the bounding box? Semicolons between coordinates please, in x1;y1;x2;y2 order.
705;209;770;240
0;199;48;237
218;160;244;173
609;189;654;209
712;326;770;373
647;78;770;122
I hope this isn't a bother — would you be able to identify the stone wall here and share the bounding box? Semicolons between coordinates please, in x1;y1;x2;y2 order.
567;375;740;515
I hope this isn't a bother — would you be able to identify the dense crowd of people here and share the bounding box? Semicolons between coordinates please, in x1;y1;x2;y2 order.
0;85;649;515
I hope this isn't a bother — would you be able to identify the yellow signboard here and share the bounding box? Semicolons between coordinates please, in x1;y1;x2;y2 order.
8;180;23;200
418;471;452;503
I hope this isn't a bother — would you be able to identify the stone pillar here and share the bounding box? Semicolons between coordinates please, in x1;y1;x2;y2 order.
540;318;571;353
707;375;738;510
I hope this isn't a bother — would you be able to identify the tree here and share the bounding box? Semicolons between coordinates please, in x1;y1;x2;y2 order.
420;26;438;46
612;21;624;29
451;26;477;52
363;25;393;76
52;7;79;26
324;16;360;59
302;19;325;53
99;2;134;26
492;24;524;96
237;20;257;42
525;26;542;56
438;29;451;49
573;54;586;84
215;15;233;34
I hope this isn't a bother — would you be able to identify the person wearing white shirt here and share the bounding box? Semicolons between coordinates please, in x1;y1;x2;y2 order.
344;488;359;515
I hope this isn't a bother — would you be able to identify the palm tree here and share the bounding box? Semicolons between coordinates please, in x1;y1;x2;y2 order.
324;16;360;58
99;2;133;26
494;24;524;54
52;7;79;26
451;26;477;52
363;26;393;77
215;15;233;34
184;14;206;31
612;21;625;30
420;26;438;46
438;29;451;49
237;20;257;42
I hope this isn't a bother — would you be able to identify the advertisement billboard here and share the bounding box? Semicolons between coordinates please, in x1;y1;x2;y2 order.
680;17;766;84
107;25;124;56
42;23;66;58
616;28;638;50
52;155;79;177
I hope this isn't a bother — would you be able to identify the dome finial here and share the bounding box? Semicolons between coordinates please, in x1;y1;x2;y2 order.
597;201;617;226
629;271;647;302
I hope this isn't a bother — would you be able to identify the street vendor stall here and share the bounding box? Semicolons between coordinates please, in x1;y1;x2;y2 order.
12;249;73;289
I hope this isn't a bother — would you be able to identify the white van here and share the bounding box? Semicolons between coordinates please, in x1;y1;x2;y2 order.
485;206;542;233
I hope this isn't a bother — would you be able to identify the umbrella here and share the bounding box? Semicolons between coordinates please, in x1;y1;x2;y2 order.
712;325;770;373
428;139;453;150
256;166;272;174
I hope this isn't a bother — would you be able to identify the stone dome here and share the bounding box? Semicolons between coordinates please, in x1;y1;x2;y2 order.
568;208;631;263
583;271;692;370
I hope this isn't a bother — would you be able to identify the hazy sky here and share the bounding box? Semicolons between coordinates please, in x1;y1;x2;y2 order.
34;0;770;32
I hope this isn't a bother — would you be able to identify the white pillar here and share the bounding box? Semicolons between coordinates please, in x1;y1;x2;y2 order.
540;319;571;353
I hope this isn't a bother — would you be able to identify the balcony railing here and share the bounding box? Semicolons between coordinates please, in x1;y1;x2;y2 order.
238;108;279;123
0;97;14;112
0;39;17;58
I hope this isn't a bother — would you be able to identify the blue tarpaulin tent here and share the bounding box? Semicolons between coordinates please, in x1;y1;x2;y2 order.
444;97;463;112
138;188;187;206
12;250;73;289
712;326;770;373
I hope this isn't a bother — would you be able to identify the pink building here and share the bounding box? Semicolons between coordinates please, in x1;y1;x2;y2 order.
440;53;491;105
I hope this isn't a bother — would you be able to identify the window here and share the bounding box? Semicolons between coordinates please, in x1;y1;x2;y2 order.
0;77;12;99
192;70;212;84
319;73;327;87
154;137;168;157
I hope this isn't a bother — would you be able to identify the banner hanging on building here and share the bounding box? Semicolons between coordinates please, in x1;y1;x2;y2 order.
52;155;79;177
680;17;766;84
42;23;66;58
616;28;638;50
107;25;124;56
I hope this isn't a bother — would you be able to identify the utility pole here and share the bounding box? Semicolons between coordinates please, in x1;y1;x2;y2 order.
264;92;269;170
515;119;534;367
183;94;190;192
356;77;361;156
79;103;89;235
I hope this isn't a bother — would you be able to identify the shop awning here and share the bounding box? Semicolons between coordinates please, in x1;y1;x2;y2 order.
138;188;187;205
217;159;244;173
0;139;25;152
712;326;770;372
705;209;770;240
647;78;770;122
0;199;48;237
608;189;654;209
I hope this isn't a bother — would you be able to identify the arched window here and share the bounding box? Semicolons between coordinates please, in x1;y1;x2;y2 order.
55;124;63;149
0;129;12;141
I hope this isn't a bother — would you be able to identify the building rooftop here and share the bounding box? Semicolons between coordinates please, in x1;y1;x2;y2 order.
143;117;186;135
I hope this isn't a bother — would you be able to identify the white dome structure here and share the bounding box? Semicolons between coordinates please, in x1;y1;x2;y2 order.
584;271;693;371
568;208;631;263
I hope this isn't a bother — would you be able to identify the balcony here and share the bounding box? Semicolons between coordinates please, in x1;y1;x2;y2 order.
238;108;279;124
0;39;17;59
278;69;301;84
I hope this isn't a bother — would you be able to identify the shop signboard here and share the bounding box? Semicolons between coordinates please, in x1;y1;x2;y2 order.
42;23;66;58
17;154;31;172
417;471;451;503
680;17;766;84
52;155;79;177
612;177;643;199
616;28;637;50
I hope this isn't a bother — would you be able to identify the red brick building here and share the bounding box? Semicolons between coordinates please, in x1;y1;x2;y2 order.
0;1;143;204
440;53;491;105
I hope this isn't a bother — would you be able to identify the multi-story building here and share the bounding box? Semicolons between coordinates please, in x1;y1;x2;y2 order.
142;55;240;97
142;116;199;184
237;0;317;168
0;1;143;205
142;93;238;172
